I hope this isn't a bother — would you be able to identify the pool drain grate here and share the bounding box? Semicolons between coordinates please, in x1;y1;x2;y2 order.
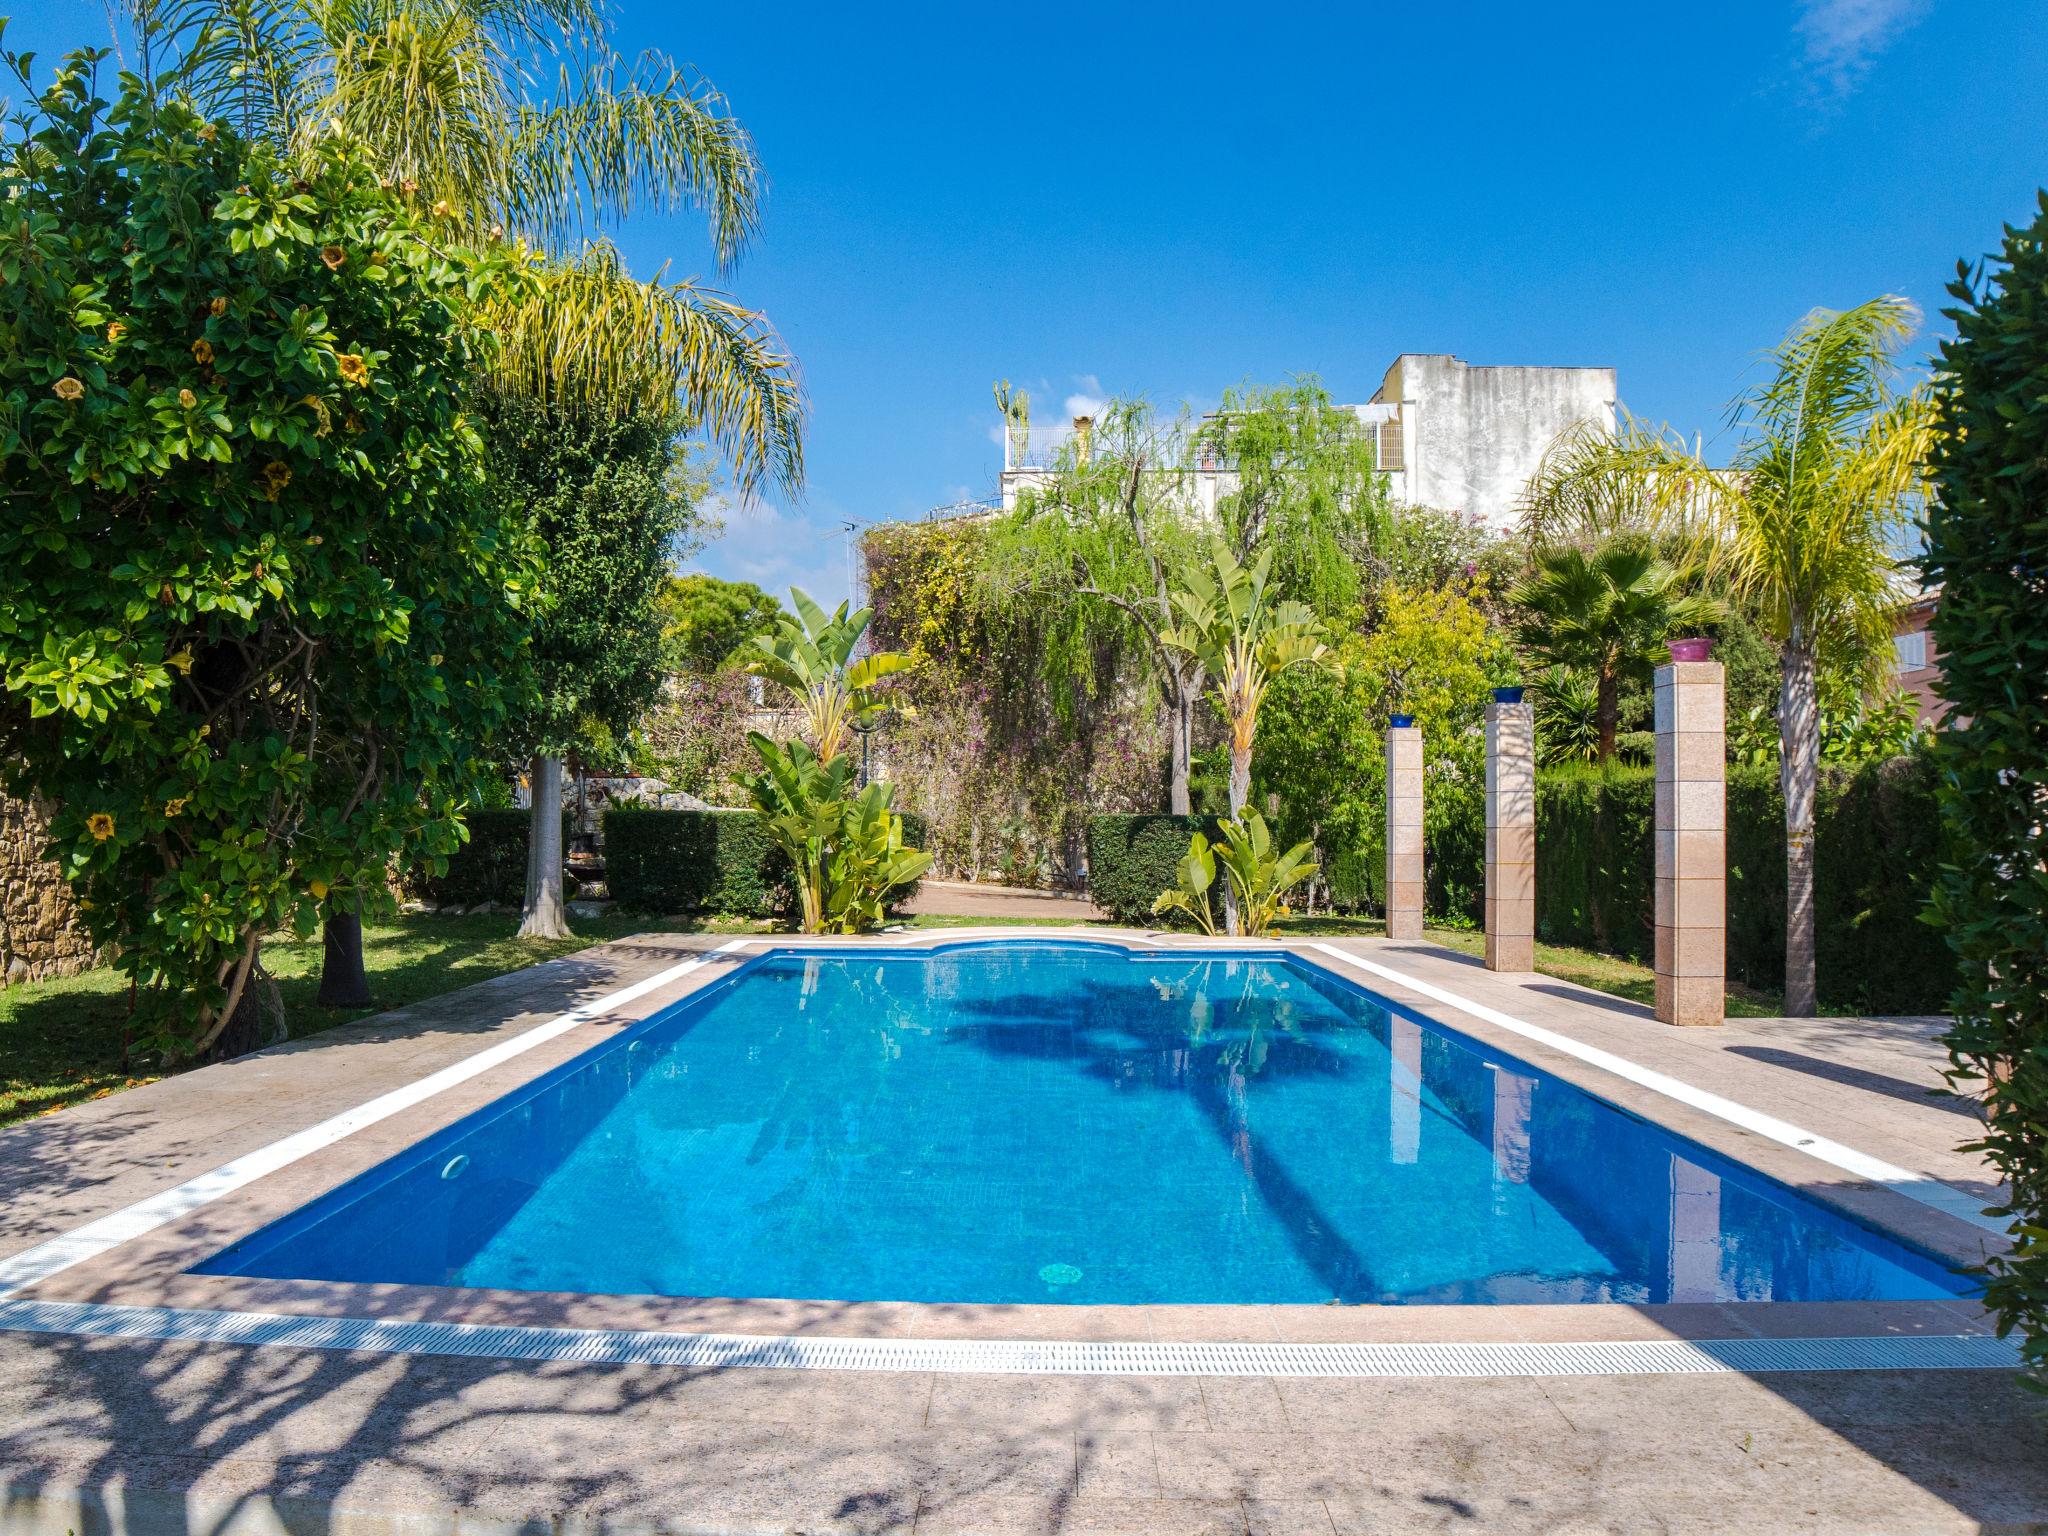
0;1298;2020;1378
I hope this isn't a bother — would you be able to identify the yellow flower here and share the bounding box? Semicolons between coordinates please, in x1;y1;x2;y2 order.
53;376;84;401
86;812;115;842
488;224;504;241
336;353;370;387
400;178;418;197
431;198;451;217
256;461;293;502
366;251;387;267
106;320;126;343
191;338;214;364
309;879;329;900
300;394;332;436
165;647;194;675
210;296;228;318
320;245;345;271
164;797;187;818
198;122;217;143
177;388;197;409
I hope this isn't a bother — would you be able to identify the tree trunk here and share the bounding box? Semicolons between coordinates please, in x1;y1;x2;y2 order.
519;755;572;940
1596;664;1619;762
1220;738;1251;937
1167;679;1194;815
1779;629;1819;1016
316;910;373;1008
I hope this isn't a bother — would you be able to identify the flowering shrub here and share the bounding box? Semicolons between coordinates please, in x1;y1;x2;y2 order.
0;53;538;1056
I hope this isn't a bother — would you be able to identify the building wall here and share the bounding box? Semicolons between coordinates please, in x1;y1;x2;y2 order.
1372;354;1616;528
1892;593;1946;725
1;790;98;985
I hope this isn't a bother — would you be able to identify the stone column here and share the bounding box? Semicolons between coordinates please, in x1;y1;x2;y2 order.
1384;718;1423;941
1484;688;1536;972
1654;648;1725;1027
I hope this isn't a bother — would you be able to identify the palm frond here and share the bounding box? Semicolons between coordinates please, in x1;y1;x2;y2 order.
508;50;759;265
481;242;803;495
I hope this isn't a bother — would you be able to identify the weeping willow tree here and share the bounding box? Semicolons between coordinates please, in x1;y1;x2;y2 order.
1520;297;1931;1015
980;385;1385;815
125;0;804;953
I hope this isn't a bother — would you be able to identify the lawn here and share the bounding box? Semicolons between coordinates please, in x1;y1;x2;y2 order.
1;905;1803;1130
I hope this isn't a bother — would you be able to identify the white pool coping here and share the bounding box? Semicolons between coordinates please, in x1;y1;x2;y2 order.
0;931;2011;1378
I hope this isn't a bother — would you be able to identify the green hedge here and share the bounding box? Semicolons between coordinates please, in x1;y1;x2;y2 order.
1530;755;1952;1013
605;807;927;917
406;808;568;907
1085;815;1223;925
1086;752;1950;1011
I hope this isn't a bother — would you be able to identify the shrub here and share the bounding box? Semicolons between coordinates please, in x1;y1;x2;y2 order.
0;56;537;1057
1086;815;1223;925
406;810;568;908
1924;197;2048;1376
605;808;927;917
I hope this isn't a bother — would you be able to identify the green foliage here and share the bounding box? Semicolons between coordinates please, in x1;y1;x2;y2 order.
0;56;537;1056
1508;536;1724;760
658;573;783;673
745;589;913;762
1196;377;1389;615
406;809;567;907
1210;813;1317;939
745;734;929;934
1086;815;1222;925
1924;195;2048;1375
1150;829;1220;935
1524;758;1952;1011
604;805;928;917
482;393;701;765
1531;666;1602;766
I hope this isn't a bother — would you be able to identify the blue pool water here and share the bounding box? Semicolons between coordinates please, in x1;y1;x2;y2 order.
196;942;1968;1306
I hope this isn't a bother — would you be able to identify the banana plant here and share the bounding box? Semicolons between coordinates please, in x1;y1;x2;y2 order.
1211;813;1318;939
826;780;934;933
745;588;914;760
1150;829;1221;935
746;732;852;934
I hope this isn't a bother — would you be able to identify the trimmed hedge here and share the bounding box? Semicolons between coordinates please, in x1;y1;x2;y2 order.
1530;756;1952;1013
1085;815;1223;925
1085;752;1951;1012
407;808;569;907
604;807;928;917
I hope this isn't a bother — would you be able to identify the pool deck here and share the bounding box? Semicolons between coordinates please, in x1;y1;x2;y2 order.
0;928;2041;1535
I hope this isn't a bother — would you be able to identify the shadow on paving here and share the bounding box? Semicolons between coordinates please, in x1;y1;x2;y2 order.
0;1327;2046;1534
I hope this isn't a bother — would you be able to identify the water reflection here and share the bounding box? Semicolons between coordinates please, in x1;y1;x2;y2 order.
195;945;1968;1308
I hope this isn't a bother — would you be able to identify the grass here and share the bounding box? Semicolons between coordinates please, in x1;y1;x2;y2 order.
0;903;1804;1131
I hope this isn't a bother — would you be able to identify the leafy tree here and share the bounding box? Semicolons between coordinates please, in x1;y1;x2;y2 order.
1924;197;2048;1378
480;396;704;938
128;0;808;952
744;590;913;763
659;573;782;673
1508;538;1725;761
1521;298;1931;1015
1195;377;1390;614
0;54;538;1056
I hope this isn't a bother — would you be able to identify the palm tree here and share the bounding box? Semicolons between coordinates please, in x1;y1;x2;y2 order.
1520;297;1932;1015
1508;539;1725;762
131;0;806;945
1159;539;1334;934
745;590;914;764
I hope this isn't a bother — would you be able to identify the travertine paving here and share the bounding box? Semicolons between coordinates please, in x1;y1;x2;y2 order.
0;926;2039;1536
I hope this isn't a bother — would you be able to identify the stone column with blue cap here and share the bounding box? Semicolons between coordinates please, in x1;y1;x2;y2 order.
1484;686;1536;972
1384;716;1424;941
1654;639;1726;1026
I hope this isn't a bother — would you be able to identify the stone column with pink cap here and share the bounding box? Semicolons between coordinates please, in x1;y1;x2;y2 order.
1384;716;1424;941
1654;637;1726;1027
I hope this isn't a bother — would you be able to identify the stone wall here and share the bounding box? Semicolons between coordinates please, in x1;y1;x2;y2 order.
1;791;98;985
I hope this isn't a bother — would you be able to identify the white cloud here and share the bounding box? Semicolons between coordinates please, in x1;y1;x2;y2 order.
685;500;855;608
1063;390;1107;423
1793;0;1927;98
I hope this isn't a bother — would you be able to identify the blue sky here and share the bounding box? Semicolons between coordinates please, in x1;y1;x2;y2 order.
13;2;2045;605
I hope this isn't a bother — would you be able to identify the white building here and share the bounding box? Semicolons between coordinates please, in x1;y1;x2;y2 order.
997;353;1616;531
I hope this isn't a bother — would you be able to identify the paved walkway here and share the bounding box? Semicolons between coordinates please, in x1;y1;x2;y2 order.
905;882;1108;921
0;929;2038;1536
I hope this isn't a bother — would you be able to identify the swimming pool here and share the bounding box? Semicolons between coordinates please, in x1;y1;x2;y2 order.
194;941;1968;1306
